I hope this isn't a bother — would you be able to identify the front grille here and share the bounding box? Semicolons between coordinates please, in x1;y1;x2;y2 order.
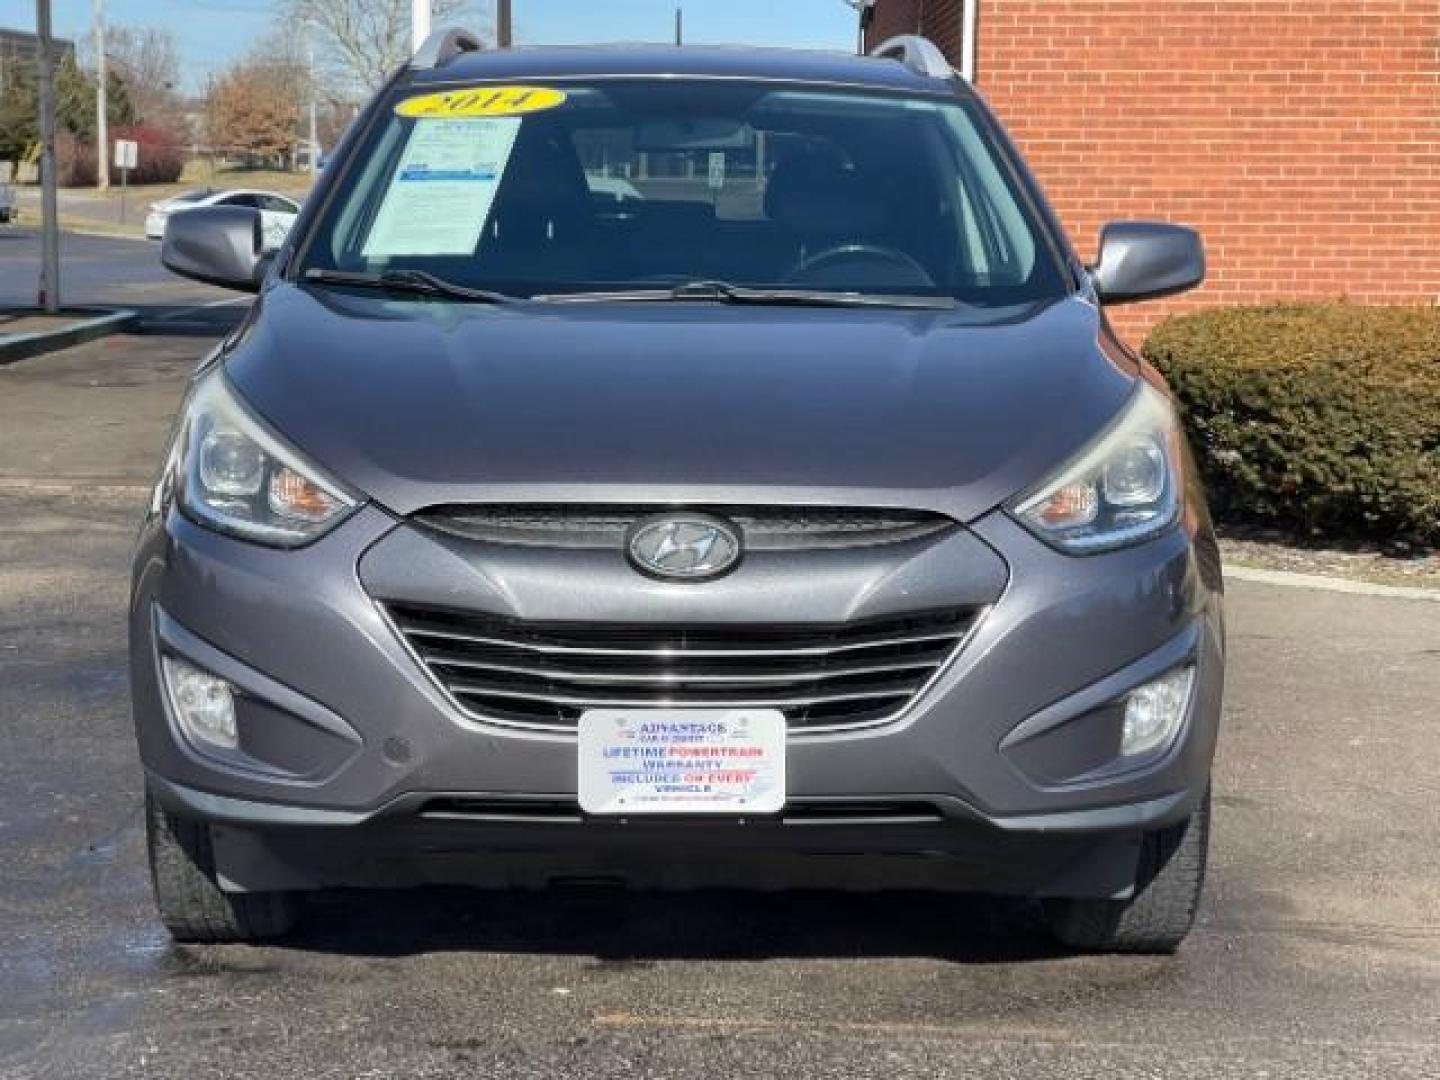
413;504;954;551
386;603;977;732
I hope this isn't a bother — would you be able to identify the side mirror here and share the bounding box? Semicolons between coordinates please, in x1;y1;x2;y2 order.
1090;222;1205;305
161;206;266;293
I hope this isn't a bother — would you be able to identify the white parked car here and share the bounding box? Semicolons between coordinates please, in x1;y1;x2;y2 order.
146;189;302;249
586;175;643;203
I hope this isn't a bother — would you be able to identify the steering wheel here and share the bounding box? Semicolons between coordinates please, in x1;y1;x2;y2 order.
785;244;935;288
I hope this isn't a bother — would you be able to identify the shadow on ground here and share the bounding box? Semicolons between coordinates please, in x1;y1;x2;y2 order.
232;886;1071;965
128;306;248;337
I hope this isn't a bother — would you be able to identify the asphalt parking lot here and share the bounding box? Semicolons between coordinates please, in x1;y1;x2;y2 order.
1;324;1437;1079
0;228;236;327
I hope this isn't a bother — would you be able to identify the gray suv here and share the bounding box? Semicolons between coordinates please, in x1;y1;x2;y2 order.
137;32;1222;952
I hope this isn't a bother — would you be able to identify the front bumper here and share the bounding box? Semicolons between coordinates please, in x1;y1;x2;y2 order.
131;500;1224;896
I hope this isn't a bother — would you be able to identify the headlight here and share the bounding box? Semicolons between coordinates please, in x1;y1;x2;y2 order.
1008;383;1183;554
169;370;359;546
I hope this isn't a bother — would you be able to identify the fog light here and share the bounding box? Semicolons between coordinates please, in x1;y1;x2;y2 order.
1122;665;1195;758
162;656;238;750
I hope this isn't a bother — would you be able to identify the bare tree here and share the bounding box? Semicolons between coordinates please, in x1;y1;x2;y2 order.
101;26;182;125
251;24;315;106
81;23;181;126
285;0;484;92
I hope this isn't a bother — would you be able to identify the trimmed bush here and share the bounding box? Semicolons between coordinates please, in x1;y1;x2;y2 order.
1143;303;1439;545
56;124;185;187
115;124;186;185
54;131;94;187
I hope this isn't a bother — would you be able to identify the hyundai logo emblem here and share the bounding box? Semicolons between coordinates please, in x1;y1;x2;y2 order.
626;513;742;581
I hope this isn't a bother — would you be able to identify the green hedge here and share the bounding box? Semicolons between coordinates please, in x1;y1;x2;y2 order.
1143;303;1439;545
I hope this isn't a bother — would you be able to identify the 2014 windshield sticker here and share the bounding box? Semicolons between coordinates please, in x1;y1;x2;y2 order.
395;86;567;119
361;117;521;258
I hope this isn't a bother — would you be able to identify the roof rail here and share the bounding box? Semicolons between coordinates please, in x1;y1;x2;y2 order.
868;34;958;80
411;27;482;70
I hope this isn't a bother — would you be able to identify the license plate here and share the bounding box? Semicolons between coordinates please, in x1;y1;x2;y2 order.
578;708;786;815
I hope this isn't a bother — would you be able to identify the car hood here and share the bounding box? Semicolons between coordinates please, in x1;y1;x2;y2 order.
224;285;1136;521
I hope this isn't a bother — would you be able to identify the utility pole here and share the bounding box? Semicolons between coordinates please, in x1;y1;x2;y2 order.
497;0;513;48
36;0;61;313
411;0;431;52
842;0;877;55
675;6;683;46
307;31;319;172
93;0;108;190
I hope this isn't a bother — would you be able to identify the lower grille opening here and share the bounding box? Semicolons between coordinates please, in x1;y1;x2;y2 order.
419;798;584;824
780;801;946;825
417;797;946;826
386;603;977;732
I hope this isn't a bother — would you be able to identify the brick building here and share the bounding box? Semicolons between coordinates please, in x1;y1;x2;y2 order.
865;1;1440;342
0;27;74;78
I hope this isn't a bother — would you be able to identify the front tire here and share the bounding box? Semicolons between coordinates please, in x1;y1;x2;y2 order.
1043;787;1210;954
145;787;297;942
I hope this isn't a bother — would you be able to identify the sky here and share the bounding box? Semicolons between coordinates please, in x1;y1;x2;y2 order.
1;1;860;93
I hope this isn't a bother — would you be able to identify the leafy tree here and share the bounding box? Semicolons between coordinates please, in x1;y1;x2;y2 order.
205;58;303;165
0;50;133;161
56;52;135;143
0;63;35;160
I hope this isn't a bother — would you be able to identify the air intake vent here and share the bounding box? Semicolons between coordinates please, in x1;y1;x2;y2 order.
386;604;977;733
417;796;946;825
412;505;954;551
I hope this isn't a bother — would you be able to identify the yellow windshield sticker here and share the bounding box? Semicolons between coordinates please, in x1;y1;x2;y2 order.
396;86;568;119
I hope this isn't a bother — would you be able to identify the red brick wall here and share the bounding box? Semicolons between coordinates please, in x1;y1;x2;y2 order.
869;1;1440;345
870;0;965;59
867;0;922;44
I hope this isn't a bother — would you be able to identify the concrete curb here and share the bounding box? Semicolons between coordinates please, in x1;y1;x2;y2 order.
1225;563;1440;603
0;308;138;365
56;223;149;243
132;296;250;336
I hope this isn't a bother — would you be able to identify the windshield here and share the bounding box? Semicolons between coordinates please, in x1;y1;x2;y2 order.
296;79;1070;305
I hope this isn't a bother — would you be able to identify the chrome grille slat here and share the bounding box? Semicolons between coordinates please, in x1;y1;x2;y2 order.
419;653;943;685
447;682;917;709
414;504;955;551
396;620;963;659
386;603;975;732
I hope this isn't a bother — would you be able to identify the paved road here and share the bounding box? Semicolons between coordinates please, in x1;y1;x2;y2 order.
0;227;238;326
10;179;312;244
0;333;1436;1078
10;185;131;234
9;184;162;242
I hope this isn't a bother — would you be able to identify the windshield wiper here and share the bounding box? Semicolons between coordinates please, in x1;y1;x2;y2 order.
534;280;957;310
302;267;514;304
